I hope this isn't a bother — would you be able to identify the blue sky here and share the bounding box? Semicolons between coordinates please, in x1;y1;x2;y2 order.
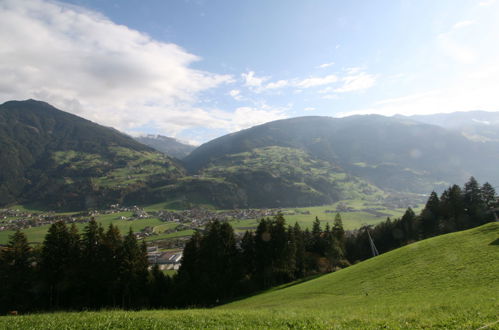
1;0;498;144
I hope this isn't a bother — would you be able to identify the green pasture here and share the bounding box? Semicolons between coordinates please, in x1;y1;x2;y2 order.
2;223;497;329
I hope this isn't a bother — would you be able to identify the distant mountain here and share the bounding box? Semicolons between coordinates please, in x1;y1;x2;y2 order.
404;111;499;142
134;134;195;159
3;101;498;210
184;115;499;197
0;100;185;209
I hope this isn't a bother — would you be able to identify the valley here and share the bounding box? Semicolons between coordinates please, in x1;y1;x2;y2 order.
0;196;423;245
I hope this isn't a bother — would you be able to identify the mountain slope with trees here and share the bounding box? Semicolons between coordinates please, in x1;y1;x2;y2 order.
184;115;499;195
0;100;185;209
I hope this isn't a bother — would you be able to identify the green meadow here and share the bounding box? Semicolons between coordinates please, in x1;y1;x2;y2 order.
2;223;497;329
0;198;417;244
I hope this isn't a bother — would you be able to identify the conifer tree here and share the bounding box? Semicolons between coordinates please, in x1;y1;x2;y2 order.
420;191;440;238
80;218;105;308
0;230;33;312
102;224;123;306
293;222;306;277
39;221;73;308
481;182;497;209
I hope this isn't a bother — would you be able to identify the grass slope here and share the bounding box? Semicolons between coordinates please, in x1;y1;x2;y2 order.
2;223;498;329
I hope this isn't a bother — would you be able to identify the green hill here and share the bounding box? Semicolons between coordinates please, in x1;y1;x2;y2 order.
0;100;185;209
184;116;499;196
3;223;497;328
224;222;499;313
199;146;384;207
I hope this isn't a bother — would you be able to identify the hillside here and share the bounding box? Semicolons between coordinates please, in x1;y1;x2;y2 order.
3;223;498;328
406;111;499;142
184;115;499;196
134;135;195;159
0;100;185;209
224;222;499;312
199;146;384;207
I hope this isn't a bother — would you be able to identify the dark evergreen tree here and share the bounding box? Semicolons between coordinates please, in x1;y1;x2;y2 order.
419;191;440;238
175;230;202;305
101;224;123;306
120;229;148;308
293;222;306;278
254;218;273;288
481;182;497;209
148;264;171;308
439;185;465;232
79;218;105;308
240;230;255;275
400;208;417;243
463;177;485;227
0;230;34;313
39;221;74;309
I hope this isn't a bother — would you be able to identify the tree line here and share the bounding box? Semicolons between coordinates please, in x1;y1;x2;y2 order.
0;177;496;312
0;219;157;313
173;212;348;306
346;177;497;262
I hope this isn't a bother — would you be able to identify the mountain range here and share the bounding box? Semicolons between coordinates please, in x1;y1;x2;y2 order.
1;99;498;210
134;134;195;159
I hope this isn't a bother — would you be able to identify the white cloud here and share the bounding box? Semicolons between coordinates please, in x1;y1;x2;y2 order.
0;0;235;137
318;62;335;69
229;89;243;101
334;72;376;93
242;71;268;88
336;64;499;118
304;107;316;111
214;105;288;132
296;74;339;88
265;79;289;89
453;20;475;29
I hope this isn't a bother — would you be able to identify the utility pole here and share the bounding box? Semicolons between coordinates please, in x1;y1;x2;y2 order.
367;228;379;257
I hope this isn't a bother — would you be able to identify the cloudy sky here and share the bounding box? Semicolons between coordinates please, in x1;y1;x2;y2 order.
1;0;498;144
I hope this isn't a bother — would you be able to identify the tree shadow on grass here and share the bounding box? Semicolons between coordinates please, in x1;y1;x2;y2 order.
489;238;499;246
218;273;327;307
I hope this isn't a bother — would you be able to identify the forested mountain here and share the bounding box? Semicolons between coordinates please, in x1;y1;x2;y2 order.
2;100;499;210
405;111;499;142
183;115;499;195
0;100;184;209
134;135;195;159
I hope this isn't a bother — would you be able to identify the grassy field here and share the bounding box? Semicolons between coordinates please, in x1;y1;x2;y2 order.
230;199;418;232
0;199;417;244
2;223;497;328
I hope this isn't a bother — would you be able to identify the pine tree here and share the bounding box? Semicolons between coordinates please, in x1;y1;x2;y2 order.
481;182;497;209
293;222;306;277
332;213;345;249
240;230;256;279
102;224;123;306
0;230;33;312
254;218;273;288
175;230;202;305
80;218;105;308
400;208;417;243
463;176;485;227
39;221;73;308
120;228;148;308
420;191;440;238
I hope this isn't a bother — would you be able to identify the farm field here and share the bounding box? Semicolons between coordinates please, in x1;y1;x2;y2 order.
2;222;497;329
0;198;421;244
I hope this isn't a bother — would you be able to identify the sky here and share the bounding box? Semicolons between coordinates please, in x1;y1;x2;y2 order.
1;0;498;145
